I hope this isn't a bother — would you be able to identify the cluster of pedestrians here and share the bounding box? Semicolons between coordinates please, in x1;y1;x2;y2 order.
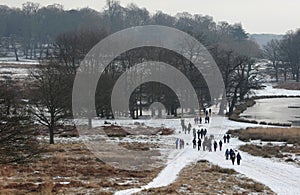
204;108;211;124
181;120;193;134
175;138;185;149
196;128;207;139
225;148;242;165
177;116;243;166
193;116;202;124
192;135;223;152
223;134;231;143
192;108;212;125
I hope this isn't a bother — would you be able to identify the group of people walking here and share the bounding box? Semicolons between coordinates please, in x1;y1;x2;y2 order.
181;121;192;134
175;138;185;149
177;116;243;166
194;116;202;124
225;148;242;165
223;134;231;143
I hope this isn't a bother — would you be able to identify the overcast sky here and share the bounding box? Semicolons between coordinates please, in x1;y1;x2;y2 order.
1;0;299;34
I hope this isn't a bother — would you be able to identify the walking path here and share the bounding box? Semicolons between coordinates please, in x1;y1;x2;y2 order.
115;116;300;195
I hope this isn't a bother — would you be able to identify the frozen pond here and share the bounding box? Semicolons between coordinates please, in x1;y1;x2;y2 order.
240;98;300;125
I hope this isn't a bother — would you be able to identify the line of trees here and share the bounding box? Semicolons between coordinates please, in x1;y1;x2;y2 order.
0;0;263;144
264;29;300;82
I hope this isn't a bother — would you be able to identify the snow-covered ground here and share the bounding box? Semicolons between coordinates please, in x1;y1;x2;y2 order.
253;83;300;96
114;116;300;195
113;85;300;195
0;56;39;65
0;66;31;79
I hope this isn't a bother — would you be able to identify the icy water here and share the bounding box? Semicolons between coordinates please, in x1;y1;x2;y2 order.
240;98;300;125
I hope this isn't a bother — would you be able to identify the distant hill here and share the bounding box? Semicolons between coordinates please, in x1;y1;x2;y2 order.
250;34;284;48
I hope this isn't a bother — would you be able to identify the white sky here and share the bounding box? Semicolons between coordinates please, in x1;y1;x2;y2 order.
1;0;299;34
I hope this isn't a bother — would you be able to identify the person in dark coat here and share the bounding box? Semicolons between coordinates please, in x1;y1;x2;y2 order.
200;129;204;139
188;123;192;134
192;138;196;149
197;129;200;139
223;135;227;143
227;134;230;143
230;150;236;165
199;116;202;124
213;140;218;152
192;128;196;138
203;129;207;137
219;140;223;151
197;138;201;151
181;119;185;132
225;149;230;160
237;152;242;165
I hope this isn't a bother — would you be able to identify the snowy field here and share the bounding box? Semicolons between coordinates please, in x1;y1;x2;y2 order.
1;61;299;193
0;57;39;65
253;83;300;96
112;85;300;195
108;116;299;195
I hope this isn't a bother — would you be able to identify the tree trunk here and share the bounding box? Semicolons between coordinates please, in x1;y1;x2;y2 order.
218;92;226;115
228;85;239;116
50;114;55;144
296;66;299;82
158;108;162;118
88;117;92;129
139;87;142;116
274;62;278;82
284;66;287;81
13;46;19;61
49;126;54;144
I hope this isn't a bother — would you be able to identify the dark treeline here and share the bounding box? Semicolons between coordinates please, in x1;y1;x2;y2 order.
0;1;264;144
0;2;106;60
1;1;258;60
264;30;300;82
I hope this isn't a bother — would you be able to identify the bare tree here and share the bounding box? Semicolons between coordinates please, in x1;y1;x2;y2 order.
264;39;281;82
28;61;72;144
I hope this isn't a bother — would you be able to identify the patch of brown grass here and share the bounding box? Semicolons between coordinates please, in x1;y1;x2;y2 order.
103;125;131;137
228;127;300;145
207;165;237;174
0;143;162;194
137;161;274;195
239;144;300;162
239;144;283;158
274;81;300;90
119;142;159;151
